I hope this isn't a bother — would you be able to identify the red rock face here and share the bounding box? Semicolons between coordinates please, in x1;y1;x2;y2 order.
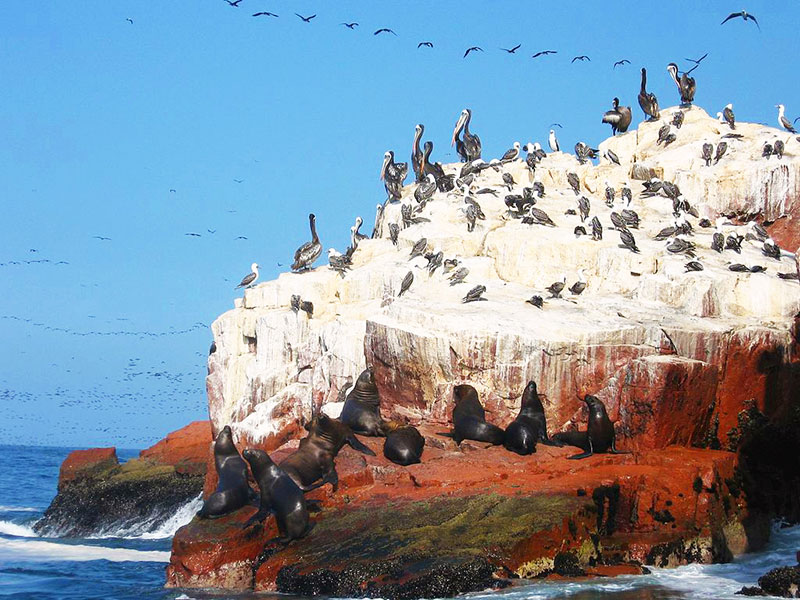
139;420;212;475
58;447;118;487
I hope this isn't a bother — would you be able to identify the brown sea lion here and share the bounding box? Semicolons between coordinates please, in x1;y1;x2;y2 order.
451;384;505;445
279;412;375;492
504;380;559;455
552;395;631;459
242;449;312;542
383;424;425;466
197;425;255;518
340;367;388;437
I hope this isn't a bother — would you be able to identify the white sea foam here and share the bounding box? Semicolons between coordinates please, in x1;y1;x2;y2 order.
87;493;203;540
0;538;169;562
0;520;37;538
0;505;39;512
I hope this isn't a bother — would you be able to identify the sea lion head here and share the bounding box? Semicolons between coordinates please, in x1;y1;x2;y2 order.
453;384;478;405
215;425;237;454
356;367;376;388
242;448;274;472
584;395;608;416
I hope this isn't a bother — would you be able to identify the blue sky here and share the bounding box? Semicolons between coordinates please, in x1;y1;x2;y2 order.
0;1;794;448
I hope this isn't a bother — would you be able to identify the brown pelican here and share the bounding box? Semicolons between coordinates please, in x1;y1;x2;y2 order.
235;263;259;289
601;97;632;135
420;141;452;191
350;216;368;248
380;150;408;201
452;109;482;162
667;63;696;106
776;105;797;133
638;68;660;121
291;213;322;272
411;124;425;182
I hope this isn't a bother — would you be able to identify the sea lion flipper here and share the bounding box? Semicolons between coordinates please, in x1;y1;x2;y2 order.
346;432;376;456
567;450;593;460
243;507;270;528
609;438;631;454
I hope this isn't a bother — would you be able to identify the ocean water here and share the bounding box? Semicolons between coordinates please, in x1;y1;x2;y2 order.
0;445;797;599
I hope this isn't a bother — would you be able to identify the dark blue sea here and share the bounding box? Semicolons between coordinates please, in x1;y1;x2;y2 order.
0;445;797;599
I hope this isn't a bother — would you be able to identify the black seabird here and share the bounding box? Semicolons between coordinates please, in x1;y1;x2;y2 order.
638;68;660;121
613;59;630;68
722;104;735;129
235;263;259;289
591;216;603;240
374;28;397;36
526;295;544;308
546;276;566;298
621;184;632;205
328;249;351;277
388;223;399;246
725;234;743;253
380;150;408;201
462;285;487;303
574;225;587;237
610;211;626;230
448;267;469;286
702;142;713;166
712;220;725;252
341;22;359;28
750;265;767;273
252;11;279;17
621;208;639;229
714;142;728;163
729;263;749;272
418;41;433;48
421;141;453;191
667;63;696;106
463;46;483;58
502;172;516;190
721;10;759;29
409;237;428;259
291;214;322;272
501;142;521;162
569;270;586;295
295;13;316;22
762;238;782;260
776;105;797;133
501;44;521;54
672;111;685;129
578;196;590;222
619;228;639;253
414;175;437;205
763;142;773;159
666;236;696;256
398;271;414;296
602;97;632;135
452;109;482;161
411;124;425;182
605;182;616;207
774;140;785;159
685;261;704;272
522;206;555;227
567;172;580;195
531;50;556;58
572;55;590;63
426;250;444;275
657;124;671;145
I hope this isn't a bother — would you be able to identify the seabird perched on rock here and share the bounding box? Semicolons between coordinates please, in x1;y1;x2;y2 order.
380;151;408;201
609;211;626;230
638;68;660;121
722;104;735;129
414;174;437;205
388;223;399;246
290;294;301;312
685;261;704;272
452;109;482;162
619;228;640;253
749;265;767;273
702;142;713;166
328;249;351;277
641;177;663;196
532;181;546;198
411;124;425;182
621;208;639;229
448;266;469;286
762;142;773;159
398;271;414;296
443;258;460;272
729;263;750;272
712;220;725;253
462;284;487;303
291;213;322;272
421;141;454;192
604;182;616;207
602;97;632;135
621;184;632;205
725;234;744;253
666;236;696;257
371;203;384;238
526;295;544;309
522;206;556;227
574;225;587;237
548;129;560;152
569;269;587;295
762;238;782;260
776;105;797;133
502;172;516;191
546;276;566;298
657;124;671;145
667;62;696;106
774;140;785;159
577;196;590;222
714;142;728;163
655;221;678;241
604;149;621;165
663;133;677;147
300;300;314;318
567;172;580;195
409;237;428;259
426;250;444;275
747;221;769;242
574;142;597;164
235;263;259;289
591;216;603;241
351;216;368;249
501;142;521;162
672;111;685;129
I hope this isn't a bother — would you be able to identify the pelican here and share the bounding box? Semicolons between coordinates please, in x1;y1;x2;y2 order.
776;105;797;133
380;151;407;201
452;109;482;162
235;263;259;289
601;97;632;135
350;216;368;249
411;124;425;182
291;213;322;272
667;63;696;106
638;68;660;121
421;141;452;191
548;129;560;152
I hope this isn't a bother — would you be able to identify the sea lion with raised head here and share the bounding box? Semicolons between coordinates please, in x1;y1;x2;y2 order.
198;425;255;518
340;367;388;436
504;380;559;455
451;384;505;445
552;395;631;459
383;424;425;465
279;411;375;493
242;449;312;542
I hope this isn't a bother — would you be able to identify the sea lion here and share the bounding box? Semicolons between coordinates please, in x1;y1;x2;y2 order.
197;425;255;518
552;395;631;460
383;425;425;466
241;449;312;541
279;411;375;493
340;367;387;436
504;380;559;455
451;384;505;445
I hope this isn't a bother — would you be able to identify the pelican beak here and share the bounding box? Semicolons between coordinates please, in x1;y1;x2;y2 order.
379;155;389;181
452;113;466;146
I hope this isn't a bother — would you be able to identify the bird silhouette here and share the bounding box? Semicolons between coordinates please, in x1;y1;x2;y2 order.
223;0;242;6
613;59;630;68
721;10;759;29
464;46;483;58
374;28;397;36
685;52;709;64
417;41;433;48
501;44;521;54
125;17;133;24
252;11;278;17
341;22;358;29
572;55;590;62
93;236;112;241
295;13;316;22
532;50;557;58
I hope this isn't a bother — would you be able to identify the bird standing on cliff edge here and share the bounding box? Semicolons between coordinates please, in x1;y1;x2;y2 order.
236;263;259;289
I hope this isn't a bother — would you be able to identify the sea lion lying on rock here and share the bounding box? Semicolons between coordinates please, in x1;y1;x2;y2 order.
450;384;505;445
340;367;388;437
279;412;375;492
504;380;559;455
383;424;425;466
552;395;631;459
198;425;255;518
242;449;312;542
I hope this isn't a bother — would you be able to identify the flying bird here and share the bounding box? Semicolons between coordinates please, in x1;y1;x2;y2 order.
417;41;433;48
295;13;316;22
374;28;397;36
501;44;521;54
224;0;242;5
341;22;358;29
464;46;483;58
549;123;563;128
721;10;759;29
572;55;590;62
125;18;133;24
93;236;111;241
685;52;708;65
252;11;278;17
531;50;556;58
233;179;244;183
185;232;202;237
613;59;630;68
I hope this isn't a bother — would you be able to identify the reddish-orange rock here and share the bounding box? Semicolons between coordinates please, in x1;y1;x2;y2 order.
140;420;212;475
58;447;118;486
